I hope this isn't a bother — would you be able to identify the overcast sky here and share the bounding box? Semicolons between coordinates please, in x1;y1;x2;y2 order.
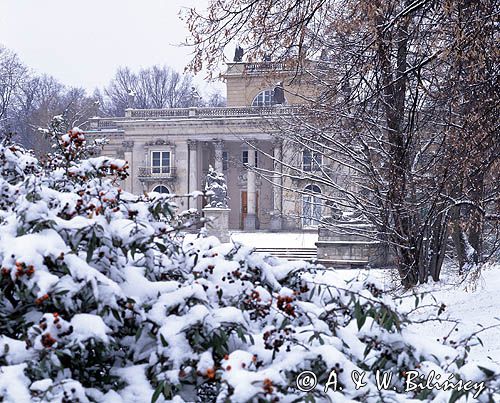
0;0;223;95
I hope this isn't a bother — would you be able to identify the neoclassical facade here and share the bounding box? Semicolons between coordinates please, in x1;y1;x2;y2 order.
87;62;320;231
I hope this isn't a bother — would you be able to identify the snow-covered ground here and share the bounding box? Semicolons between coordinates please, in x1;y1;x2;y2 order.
310;264;500;365
230;231;500;363
213;231;500;366
402;264;500;364
229;231;318;248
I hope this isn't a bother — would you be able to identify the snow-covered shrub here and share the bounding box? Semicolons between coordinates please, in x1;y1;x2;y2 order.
0;130;499;402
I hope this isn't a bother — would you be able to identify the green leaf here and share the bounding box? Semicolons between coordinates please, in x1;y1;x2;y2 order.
135;326;143;342
156;242;167;253
236;326;247;343
477;365;495;378
415;387;433;400
163;382;172;398
111;309;121;322
151;381;165;403
363;343;371;358
449;389;466;403
309;286;315;300
354;302;366;330
86;234;96;262
160;333;169;347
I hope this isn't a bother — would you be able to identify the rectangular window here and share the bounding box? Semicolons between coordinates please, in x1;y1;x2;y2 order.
222;151;228;171
151;151;170;174
242;150;258;167
303;150;322;172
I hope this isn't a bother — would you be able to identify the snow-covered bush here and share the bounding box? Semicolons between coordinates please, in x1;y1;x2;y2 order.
0;130;499;402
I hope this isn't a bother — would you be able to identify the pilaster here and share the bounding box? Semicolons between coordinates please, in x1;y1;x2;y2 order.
214;139;224;173
122;140;134;193
244;141;257;230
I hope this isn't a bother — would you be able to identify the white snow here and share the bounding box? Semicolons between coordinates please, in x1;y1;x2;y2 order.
114;365;155;402
29;379;53;392
229;231;318;248
0;336;35;364
0;364;31;403
402;263;500;364
70;314;110;343
1;136;498;402
331;264;500;364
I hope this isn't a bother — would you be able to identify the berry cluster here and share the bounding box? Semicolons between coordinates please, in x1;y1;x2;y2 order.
35;293;50;305
365;282;382;298
3;261;36;279
26;313;74;350
242;290;271;319
276;295;296;317
262;378;273;394
263;326;295;352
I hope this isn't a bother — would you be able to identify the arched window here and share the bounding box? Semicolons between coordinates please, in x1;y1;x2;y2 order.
152;185;170;194
252;89;274;106
252;85;286;107
302;185;322;226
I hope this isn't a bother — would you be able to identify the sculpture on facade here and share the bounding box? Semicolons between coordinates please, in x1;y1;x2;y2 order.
205;165;229;208
273;82;285;104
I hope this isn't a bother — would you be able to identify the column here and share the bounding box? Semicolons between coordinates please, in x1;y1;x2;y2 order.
214;140;224;172
271;139;283;230
244;143;257;230
122;141;134;193
188;140;198;209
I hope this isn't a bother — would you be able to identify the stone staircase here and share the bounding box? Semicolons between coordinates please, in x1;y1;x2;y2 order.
255;246;371;269
255;247;317;261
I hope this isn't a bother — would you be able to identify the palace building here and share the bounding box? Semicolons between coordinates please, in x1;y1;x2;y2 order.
87;61;322;231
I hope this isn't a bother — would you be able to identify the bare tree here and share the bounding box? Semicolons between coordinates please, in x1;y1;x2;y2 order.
102;65;197;116
0;46;28;129
204;89;226;107
101;67;137;116
441;0;499;273
10;74;100;153
185;0;499;287
9;74;63;151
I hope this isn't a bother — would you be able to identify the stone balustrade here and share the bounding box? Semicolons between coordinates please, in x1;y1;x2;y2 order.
244;61;290;72
88;106;297;130
127;106;296;118
89;118;127;130
137;166;177;180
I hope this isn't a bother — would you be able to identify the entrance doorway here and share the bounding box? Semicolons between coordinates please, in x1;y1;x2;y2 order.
241;191;259;229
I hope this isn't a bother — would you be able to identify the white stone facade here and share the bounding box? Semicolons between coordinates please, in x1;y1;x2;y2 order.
87;62;320;231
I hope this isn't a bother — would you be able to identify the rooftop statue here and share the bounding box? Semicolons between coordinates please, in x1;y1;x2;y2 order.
233;45;244;62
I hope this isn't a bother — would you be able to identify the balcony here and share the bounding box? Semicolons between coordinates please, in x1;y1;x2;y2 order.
137;166;177;181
